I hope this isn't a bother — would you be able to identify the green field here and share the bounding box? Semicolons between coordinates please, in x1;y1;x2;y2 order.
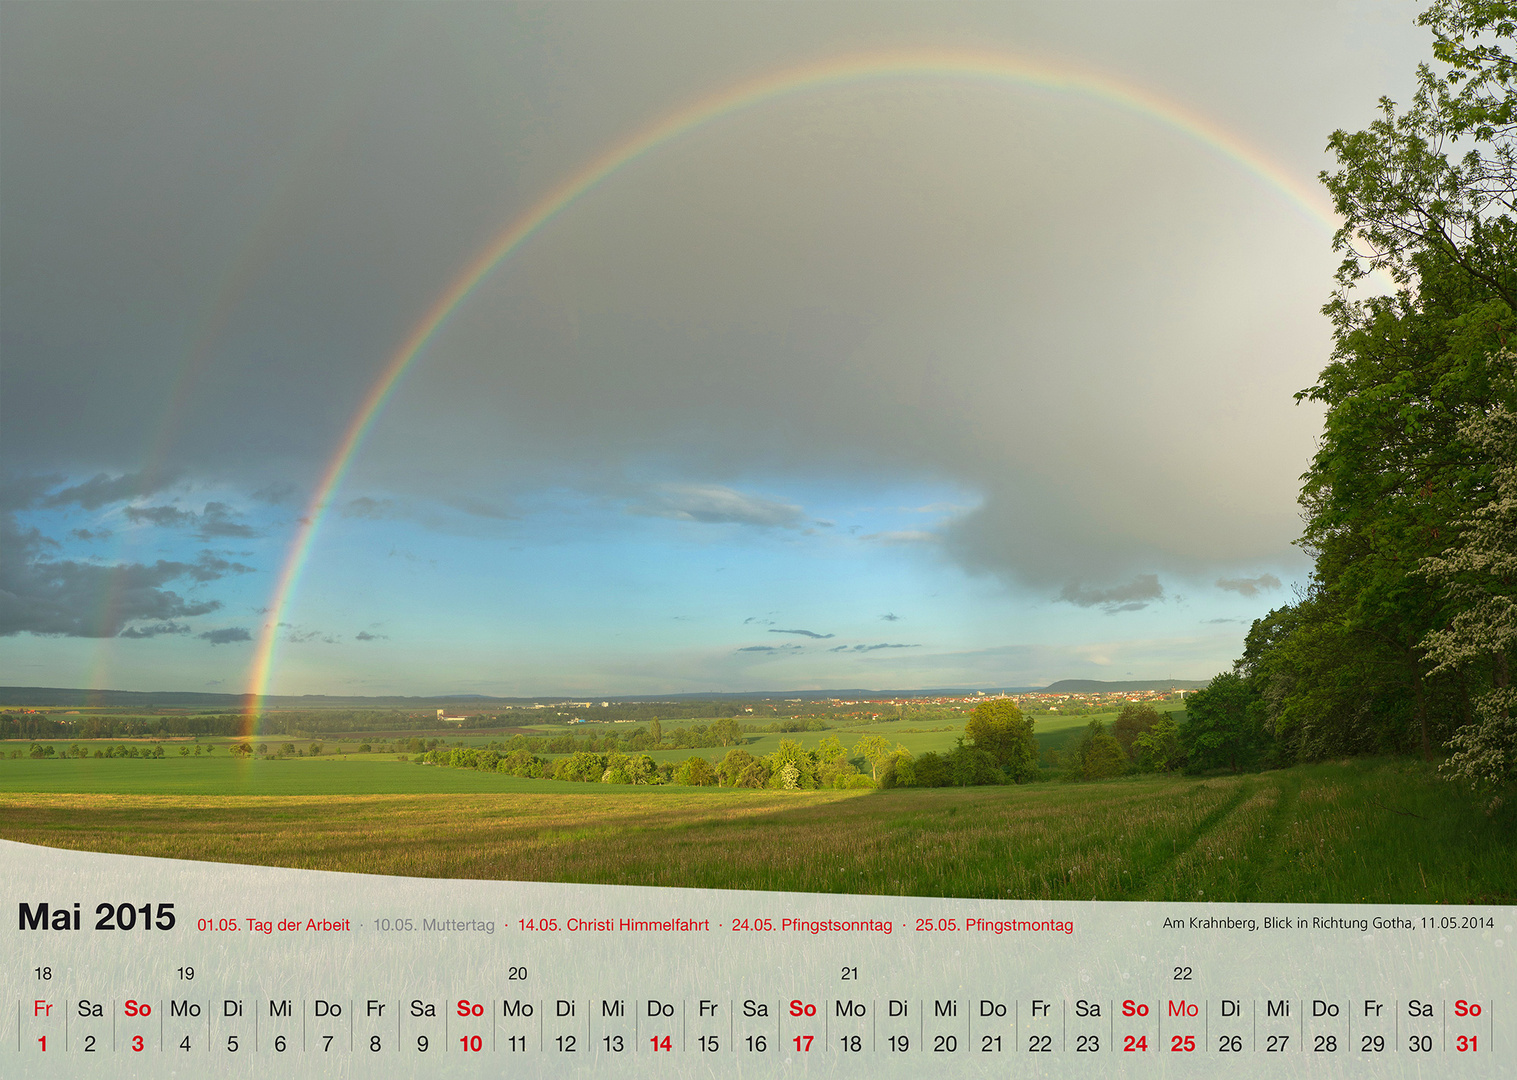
1;706;1127;771
0;757;1510;903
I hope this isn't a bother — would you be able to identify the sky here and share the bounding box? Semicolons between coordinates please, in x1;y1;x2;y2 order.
0;1;1430;697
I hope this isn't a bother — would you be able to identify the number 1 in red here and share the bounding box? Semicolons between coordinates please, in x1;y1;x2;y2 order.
650;1035;672;1052
793;1035;814;1051
37;1037;46;1052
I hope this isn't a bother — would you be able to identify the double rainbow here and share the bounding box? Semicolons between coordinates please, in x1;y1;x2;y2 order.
240;47;1343;725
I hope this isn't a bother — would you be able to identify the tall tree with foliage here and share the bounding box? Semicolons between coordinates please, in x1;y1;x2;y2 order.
1260;0;1515;765
963;697;1038;782
1182;673;1271;773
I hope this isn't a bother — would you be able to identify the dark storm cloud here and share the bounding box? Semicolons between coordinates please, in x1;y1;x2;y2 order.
1216;573;1282;597
0;3;1419;601
199;627;252;645
0;474;60;512
1058;575;1165;613
769;628;833;639
120;622;191;639
0;514;225;637
628;485;805;528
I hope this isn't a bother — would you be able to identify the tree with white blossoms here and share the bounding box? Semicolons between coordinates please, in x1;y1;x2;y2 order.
1420;349;1517;803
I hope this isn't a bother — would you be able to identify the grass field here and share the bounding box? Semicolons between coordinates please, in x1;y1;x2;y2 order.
0;758;1510;903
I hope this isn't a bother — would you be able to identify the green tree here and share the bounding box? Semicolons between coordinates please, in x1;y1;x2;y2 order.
1284;1;1516;763
717;747;756;786
1111;703;1159;761
764;739;817;789
852;735;892;781
963;698;1038;782
1181;673;1269;773
676;756;715;786
1322;0;1517;311
910;751;950;788
1133;715;1184;773
1066;719;1128;781
948;741;1003;786
710;717;743;747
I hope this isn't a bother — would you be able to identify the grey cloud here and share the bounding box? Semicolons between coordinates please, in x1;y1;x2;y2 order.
828;642;920;652
880;612;900;621
123;501;259;539
187;552;255;582
1216;573;1282;597
199;627;252;645
69;528;111;541
120;622;191;639
196;502;259;539
0;511;247;637
355;630;387;641
125;504;195;528
742;616;774;626
737;643;802;653
0;475;62;512
628;485;803;528
287;628;338;644
42;471;178;511
1058;575;1165;613
769;628;833;639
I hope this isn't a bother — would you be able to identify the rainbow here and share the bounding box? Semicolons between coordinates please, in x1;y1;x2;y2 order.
241;46;1346;722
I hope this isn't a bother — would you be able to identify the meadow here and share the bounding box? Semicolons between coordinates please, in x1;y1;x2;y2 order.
0;705;1128;772
0;756;1510;904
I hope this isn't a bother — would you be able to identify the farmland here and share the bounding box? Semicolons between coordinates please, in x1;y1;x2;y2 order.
0;757;1510;904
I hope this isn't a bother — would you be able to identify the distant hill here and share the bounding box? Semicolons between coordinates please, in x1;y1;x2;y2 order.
1;679;1200;710
1041;679;1209;694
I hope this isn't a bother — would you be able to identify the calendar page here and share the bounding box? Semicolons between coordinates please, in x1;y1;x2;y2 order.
5;840;1509;1078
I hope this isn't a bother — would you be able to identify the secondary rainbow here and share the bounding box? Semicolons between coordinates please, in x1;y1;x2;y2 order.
241;46;1345;721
